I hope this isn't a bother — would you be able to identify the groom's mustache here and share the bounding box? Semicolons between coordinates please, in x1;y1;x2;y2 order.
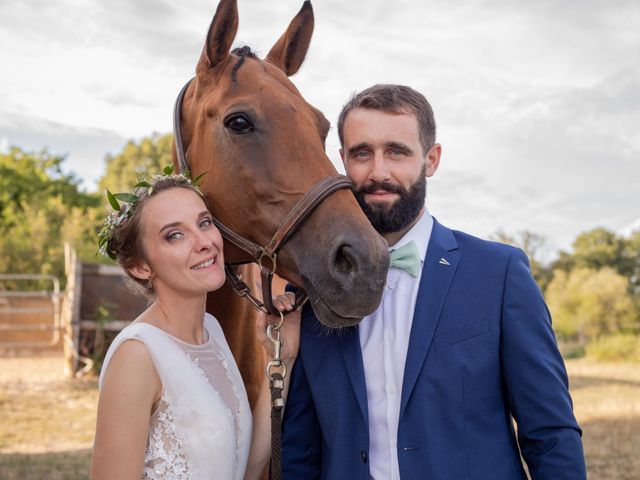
357;181;407;196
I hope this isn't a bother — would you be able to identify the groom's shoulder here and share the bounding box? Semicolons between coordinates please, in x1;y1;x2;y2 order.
440;221;520;262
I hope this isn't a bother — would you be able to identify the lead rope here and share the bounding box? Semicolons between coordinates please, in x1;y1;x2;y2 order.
266;313;286;480
270;372;284;479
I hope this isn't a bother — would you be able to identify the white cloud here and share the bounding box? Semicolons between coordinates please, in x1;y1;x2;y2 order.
0;112;127;188
620;216;640;236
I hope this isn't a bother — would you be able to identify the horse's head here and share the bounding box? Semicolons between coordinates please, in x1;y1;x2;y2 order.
175;0;389;328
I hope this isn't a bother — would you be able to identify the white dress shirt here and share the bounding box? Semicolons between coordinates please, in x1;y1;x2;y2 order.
359;209;433;480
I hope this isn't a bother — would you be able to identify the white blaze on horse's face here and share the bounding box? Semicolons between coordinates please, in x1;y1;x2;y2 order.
176;0;390;328
132;189;226;297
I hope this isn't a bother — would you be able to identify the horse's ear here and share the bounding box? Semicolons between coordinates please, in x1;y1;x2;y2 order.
197;0;239;73
266;1;314;76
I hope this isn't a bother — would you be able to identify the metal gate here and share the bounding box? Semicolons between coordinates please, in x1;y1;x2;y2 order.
0;274;61;348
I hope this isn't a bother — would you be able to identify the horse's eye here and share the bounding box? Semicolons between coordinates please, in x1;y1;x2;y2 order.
224;113;254;134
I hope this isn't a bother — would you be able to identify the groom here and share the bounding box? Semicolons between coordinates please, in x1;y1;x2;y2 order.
281;84;586;479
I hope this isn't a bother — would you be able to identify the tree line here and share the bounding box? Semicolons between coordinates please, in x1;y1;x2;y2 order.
493;229;639;360
2;134;639;360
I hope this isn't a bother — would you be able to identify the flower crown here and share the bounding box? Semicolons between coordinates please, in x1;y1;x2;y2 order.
97;165;205;260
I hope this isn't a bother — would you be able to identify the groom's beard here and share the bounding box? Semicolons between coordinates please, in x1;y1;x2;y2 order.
354;165;426;234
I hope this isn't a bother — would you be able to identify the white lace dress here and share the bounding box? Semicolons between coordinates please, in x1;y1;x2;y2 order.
99;313;252;480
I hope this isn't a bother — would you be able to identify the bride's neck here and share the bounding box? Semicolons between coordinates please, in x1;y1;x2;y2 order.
145;293;208;344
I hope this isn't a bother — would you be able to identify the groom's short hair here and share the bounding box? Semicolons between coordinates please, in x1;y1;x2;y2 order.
337;84;437;155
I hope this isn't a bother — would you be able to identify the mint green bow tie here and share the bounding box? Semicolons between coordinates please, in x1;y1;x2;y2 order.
389;241;421;277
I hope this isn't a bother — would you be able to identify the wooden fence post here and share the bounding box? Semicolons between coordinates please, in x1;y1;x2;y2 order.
62;244;82;378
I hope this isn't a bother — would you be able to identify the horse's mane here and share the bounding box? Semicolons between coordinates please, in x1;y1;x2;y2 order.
230;46;255;81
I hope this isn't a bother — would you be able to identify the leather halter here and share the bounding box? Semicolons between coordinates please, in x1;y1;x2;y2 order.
173;78;354;315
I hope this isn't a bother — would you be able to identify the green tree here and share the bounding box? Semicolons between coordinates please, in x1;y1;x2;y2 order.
553;227;631;277
0;148;96;225
623;230;640;295
491;230;552;291
98;133;173;194
546;267;636;344
0;148;104;287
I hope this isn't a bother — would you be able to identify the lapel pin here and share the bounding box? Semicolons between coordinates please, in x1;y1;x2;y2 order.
438;258;450;266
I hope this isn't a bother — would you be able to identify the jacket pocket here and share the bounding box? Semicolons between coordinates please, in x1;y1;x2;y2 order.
433;319;489;350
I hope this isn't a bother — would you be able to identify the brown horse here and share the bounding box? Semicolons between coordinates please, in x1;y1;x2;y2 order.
173;0;389;405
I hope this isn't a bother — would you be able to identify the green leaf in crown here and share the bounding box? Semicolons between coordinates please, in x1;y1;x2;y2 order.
106;189;121;211
192;171;207;186
113;193;139;203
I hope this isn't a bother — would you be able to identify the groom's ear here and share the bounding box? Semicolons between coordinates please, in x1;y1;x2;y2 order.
425;143;441;177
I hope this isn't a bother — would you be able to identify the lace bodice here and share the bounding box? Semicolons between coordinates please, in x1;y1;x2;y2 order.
144;393;189;479
99;314;252;480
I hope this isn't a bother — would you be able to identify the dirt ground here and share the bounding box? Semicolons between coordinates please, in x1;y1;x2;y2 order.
566;360;640;479
0;355;638;479
0;355;97;479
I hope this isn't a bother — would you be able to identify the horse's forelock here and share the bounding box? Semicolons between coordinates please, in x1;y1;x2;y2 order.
230;45;255;81
231;45;254;56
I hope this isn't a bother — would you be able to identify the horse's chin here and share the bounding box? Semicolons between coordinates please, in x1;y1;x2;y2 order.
303;280;366;329
313;301;363;329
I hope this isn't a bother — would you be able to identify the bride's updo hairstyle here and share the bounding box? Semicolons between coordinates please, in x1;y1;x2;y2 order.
98;173;209;297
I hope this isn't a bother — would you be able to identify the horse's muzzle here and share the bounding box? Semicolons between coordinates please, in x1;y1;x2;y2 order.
300;231;389;328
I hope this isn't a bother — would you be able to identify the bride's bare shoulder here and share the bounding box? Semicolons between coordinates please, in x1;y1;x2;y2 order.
100;339;161;404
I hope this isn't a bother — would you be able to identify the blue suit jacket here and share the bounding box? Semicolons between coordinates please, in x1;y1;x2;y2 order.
282;219;585;479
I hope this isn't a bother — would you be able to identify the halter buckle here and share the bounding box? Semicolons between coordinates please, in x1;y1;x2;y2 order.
258;250;277;273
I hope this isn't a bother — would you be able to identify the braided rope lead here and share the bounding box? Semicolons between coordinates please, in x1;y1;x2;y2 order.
266;313;286;480
270;372;284;480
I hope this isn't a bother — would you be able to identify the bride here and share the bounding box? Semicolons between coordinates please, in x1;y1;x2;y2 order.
90;172;299;479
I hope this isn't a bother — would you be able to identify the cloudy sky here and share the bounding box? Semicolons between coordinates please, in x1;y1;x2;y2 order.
1;0;639;256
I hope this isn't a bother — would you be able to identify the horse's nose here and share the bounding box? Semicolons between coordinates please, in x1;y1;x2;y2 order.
333;243;358;277
328;234;388;288
296;226;388;324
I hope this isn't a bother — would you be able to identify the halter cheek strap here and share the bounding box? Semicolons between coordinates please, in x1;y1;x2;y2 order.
173;78;194;176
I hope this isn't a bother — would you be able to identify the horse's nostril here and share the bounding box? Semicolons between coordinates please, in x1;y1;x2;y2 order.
334;244;357;276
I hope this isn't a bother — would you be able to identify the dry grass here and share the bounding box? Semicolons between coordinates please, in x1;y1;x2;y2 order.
0;355;638;479
0;355;97;479
566;359;640;479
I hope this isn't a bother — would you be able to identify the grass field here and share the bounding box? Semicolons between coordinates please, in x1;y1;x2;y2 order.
566;360;640;479
0;355;638;479
0;356;97;480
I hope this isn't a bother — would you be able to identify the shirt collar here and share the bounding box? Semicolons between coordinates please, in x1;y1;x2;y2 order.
388;208;433;263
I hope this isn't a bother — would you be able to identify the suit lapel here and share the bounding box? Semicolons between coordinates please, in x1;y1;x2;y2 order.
400;219;459;417
338;326;369;425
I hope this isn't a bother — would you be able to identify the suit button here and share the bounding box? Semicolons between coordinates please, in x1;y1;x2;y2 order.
361;450;368;463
